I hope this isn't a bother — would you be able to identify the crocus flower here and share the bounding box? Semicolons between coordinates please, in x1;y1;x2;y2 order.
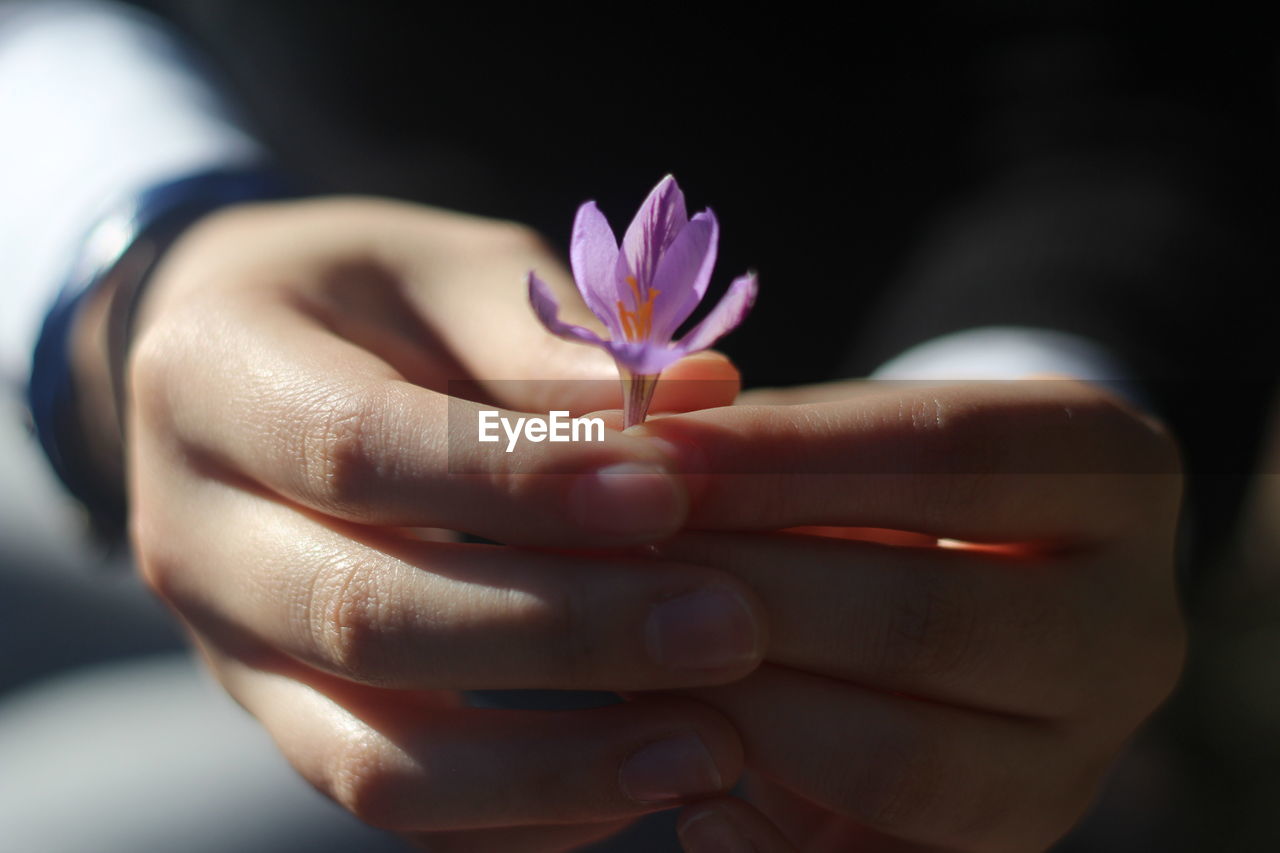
528;175;757;427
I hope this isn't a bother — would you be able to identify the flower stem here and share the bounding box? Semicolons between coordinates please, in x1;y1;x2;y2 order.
621;370;661;429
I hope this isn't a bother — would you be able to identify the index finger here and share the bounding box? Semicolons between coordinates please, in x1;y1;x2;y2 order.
131;293;689;547
641;379;1180;542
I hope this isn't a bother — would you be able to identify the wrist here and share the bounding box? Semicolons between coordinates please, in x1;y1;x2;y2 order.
28;165;298;536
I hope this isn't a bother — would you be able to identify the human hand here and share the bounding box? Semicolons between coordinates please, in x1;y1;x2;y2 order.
109;197;768;849
635;379;1186;852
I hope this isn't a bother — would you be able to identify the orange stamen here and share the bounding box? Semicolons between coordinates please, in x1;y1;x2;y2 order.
617;275;661;342
617;301;635;340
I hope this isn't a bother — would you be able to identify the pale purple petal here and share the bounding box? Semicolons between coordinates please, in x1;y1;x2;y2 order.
619;174;687;292
671;272;758;355
528;271;607;347
568;201;623;336
599;269;757;376
648;209;718;340
604;340;689;376
529;177;757;396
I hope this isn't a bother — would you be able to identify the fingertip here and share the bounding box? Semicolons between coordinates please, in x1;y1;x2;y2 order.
616;698;745;808
565;461;689;542
678;798;799;853
653;351;741;413
644;583;765;675
668;350;740;383
618;731;725;806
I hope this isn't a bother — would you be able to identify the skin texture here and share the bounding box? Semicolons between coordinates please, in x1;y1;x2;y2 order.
79;197;1186;852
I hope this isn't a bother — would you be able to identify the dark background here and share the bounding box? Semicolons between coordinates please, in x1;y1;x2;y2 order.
141;0;1280;564
5;2;1280;850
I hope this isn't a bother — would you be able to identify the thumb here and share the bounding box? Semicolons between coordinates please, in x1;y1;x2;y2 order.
650;350;742;413
477;347;742;419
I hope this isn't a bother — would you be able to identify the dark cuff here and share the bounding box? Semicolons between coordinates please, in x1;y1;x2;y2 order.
27;165;298;538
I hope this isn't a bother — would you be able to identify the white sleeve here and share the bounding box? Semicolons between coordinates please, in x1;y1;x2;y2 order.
871;326;1126;380
0;0;264;390
869;325;1144;405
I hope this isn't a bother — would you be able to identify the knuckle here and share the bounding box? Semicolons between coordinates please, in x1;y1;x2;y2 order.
903;394;1002;477
327;733;403;828
304;559;389;680
296;386;392;514
875;574;980;682
497;461;542;503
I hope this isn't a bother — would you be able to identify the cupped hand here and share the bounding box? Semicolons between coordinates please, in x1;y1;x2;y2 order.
637;379;1186;853
115;197;764;850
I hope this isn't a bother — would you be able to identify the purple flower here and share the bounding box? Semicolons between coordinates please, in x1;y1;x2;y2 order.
528;175;757;427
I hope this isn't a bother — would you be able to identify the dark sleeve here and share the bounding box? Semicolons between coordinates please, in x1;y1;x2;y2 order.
843;8;1280;581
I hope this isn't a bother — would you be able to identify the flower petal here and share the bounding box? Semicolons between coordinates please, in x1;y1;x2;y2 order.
619;174;687;291
604;340;689;376
528;271;608;347
568;201;623;336
648;209;718;340
672;272;759;355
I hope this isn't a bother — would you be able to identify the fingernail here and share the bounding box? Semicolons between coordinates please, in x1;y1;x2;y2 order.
619;733;723;803
679;810;755;853
646;587;759;670
568;463;684;538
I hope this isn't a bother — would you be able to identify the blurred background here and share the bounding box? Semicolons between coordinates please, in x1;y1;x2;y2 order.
4;2;1280;851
